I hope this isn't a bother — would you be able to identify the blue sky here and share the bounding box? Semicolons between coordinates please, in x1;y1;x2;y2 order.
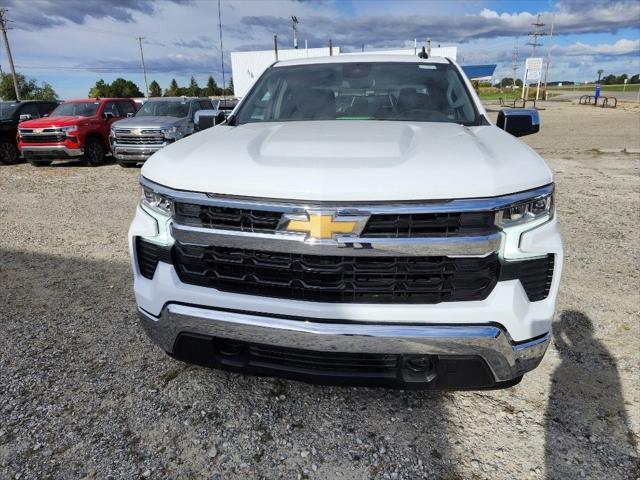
2;0;638;99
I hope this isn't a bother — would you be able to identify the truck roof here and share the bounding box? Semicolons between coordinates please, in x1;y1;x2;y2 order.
62;98;135;103
274;54;450;68
147;97;210;102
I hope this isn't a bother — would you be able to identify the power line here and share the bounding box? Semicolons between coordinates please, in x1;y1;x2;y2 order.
527;14;547;58
136;36;149;98
0;8;21;100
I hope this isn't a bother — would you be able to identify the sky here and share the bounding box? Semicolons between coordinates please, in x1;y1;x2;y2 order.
2;0;639;99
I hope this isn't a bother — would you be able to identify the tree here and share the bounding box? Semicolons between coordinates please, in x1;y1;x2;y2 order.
629;74;640;84
204;75;221;96
149;80;162;97
165;78;180;96
0;72;57;101
89;79;110;98
187;76;200;96
222;78;234;96
108;78;144;97
515;79;523;87
35;82;59;101
500;77;516;88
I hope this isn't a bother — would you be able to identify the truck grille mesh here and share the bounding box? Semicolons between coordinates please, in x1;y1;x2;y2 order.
172;203;497;238
172;242;500;303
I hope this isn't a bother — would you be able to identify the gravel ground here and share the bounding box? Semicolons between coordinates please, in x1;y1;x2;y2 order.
1;101;638;479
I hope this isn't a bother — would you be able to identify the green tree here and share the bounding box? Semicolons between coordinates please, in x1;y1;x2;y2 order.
89;79;111;98
186;76;200;96
500;77;516;88
165;78;180;96
204;75;221;96
149;80;162;97
0;72;51;101
629;74;640;84
222;77;234;96
108;78;143;97
35;82;59;101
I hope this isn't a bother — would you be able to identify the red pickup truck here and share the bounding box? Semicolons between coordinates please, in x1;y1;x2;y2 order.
17;98;138;166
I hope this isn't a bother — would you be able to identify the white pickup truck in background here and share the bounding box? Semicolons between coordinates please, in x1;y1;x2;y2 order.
129;55;562;390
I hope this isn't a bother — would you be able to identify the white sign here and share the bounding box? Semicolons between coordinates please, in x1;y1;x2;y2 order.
525;57;543;82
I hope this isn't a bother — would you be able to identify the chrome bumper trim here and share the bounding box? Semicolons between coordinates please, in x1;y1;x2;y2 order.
113;145;164;161
21;145;83;155
138;304;550;382
141;175;554;214
171;223;501;257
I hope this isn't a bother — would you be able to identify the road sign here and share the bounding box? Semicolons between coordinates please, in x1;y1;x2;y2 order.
525;57;543;82
595;82;601;99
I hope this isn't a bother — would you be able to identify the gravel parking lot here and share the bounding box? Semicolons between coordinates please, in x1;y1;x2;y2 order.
1;101;638;480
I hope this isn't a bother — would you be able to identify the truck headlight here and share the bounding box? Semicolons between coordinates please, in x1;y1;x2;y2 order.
161;126;177;139
60;126;78;136
496;191;554;228
140;185;173;216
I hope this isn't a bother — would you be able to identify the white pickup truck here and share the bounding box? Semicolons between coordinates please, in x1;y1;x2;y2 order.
129;55;562;390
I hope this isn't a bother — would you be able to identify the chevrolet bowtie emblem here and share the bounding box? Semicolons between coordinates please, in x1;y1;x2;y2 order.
34;128;43;134
282;212;366;240
131;128;142;136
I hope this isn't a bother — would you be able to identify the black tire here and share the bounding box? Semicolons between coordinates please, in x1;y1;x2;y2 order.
0;139;19;165
27;159;52;167
83;137;105;166
117;161;137;168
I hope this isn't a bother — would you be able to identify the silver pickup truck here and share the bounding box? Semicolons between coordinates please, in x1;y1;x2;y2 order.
110;97;213;167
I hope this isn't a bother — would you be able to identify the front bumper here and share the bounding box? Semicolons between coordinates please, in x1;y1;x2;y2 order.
139;303;549;386
112;143;166;162
20;145;83;159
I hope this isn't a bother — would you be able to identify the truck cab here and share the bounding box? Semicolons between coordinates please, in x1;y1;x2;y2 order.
0;101;58;164
110;97;213;167
17;98;138;166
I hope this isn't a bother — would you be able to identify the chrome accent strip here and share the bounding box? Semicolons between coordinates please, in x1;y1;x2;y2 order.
138;304;550;382
21;146;83;155
140;176;554;214
171;223;501;257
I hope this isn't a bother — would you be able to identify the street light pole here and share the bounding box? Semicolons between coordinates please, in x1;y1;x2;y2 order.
137;36;149;98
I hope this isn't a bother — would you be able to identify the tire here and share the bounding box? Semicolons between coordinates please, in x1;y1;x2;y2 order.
0;139;19;165
27;159;52;167
83;137;105;166
117;161;137;168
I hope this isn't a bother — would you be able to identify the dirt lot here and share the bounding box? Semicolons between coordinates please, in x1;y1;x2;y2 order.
1;101;638;479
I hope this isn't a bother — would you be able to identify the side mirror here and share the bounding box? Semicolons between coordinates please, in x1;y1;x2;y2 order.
194;109;220;131
103;112;115;120
126;112;135;118
496;109;540;137
19;113;32;122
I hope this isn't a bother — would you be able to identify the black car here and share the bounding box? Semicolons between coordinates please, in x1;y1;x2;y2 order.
0;101;58;164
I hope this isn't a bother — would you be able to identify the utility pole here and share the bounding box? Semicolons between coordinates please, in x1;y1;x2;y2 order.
274;35;278;61
542;15;554;100
136;36;149;98
291;16;299;49
527;14;546;57
524;14;546;100
0;9;21;101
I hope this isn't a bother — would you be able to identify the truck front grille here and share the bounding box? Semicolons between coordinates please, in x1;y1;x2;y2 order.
172;203;496;238
20;134;64;143
362;212;496;237
172;242;500;304
174;203;282;233
114;129;164;145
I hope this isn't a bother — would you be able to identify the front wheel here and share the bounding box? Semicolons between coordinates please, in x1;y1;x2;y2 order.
0;139;19;165
83;138;105;166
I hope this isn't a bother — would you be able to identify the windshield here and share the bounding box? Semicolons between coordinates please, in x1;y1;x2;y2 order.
51;102;99;117
235;62;479;126
0;102;19;120
136;101;190;118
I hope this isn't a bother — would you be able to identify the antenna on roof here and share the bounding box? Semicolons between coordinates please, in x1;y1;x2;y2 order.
418;46;429;59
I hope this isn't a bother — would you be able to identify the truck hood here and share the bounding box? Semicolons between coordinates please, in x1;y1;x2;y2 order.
19;116;94;128
142;121;553;201
113;116;184;129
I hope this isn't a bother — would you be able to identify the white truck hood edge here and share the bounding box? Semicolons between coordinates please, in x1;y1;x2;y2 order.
140;120;552;201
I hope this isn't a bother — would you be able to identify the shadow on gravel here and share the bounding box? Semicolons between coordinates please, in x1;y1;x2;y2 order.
0;248;461;478
545;310;638;479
